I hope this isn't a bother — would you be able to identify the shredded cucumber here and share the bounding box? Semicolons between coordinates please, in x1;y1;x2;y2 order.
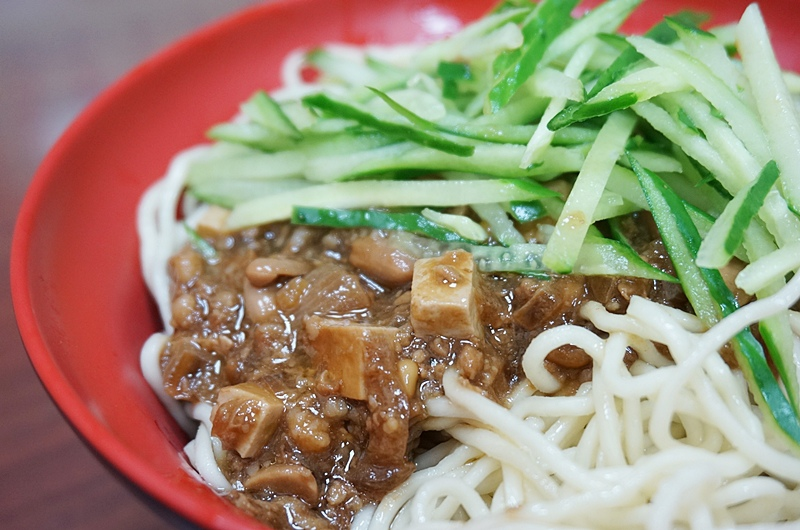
421;208;489;242
738;4;800;215
544;111;636;273
696;160;779;269
227;178;558;229
389;232;674;281
292;207;476;243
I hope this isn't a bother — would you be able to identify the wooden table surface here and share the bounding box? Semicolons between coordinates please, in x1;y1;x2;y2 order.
0;2;261;528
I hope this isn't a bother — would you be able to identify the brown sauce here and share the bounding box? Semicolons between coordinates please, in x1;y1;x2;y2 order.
160;222;687;529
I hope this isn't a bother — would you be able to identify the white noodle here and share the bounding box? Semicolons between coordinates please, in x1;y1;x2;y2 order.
363;288;800;529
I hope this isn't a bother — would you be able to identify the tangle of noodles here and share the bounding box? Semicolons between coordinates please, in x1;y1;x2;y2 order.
362;285;800;529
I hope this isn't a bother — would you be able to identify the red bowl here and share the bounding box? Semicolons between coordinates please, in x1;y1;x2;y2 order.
11;0;800;528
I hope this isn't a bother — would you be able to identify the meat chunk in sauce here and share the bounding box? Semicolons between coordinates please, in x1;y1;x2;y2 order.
245;463;319;504
212;383;284;458
348;234;415;287
159;223;684;529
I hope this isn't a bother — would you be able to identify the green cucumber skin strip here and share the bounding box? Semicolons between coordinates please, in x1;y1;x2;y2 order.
183;223;218;262
305;143;591;183
508;201;547;222
696;160;780;269
228;179;557;229
243;90;302;138
630;154;800;446
302;93;474;156
291;207;474;243
488;0;580;112
191;141;591;187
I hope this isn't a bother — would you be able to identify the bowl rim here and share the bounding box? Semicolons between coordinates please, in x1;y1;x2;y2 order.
8;1;304;527
11;0;800;528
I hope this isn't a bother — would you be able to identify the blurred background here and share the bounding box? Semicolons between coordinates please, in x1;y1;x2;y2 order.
1;2;260;528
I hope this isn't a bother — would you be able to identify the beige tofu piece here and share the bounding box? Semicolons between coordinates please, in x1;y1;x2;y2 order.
305;317;398;401
196;204;231;236
211;382;284;458
410;249;481;339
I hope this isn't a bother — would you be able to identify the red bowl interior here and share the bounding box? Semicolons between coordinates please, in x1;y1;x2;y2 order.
11;0;800;528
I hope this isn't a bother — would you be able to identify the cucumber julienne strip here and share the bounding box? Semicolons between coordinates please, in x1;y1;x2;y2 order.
207;122;300;152
548;67;689;130
549;10;706;130
227;178;558;229
471;203;526;246
291;207;477;243
388;232;674;281
241;90;302;138
421;208;489;242
413;7;530;72
587;10;707;100
630;154;800;446
302;93;474;156
190;177;313;209
304;142;590;183
737;4;800;216
183;223;218;263
540;0;641;66
736;242;800;295
627;35;772;164
603;165;750;262
544;111;637;273
368;87;536;146
696;160;779;269
488;0;579;113
521;39;598;167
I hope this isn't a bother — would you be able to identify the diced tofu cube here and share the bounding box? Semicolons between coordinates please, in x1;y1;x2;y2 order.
196;205;231;236
211;382;284;458
305;317;398;401
410;249;482;339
